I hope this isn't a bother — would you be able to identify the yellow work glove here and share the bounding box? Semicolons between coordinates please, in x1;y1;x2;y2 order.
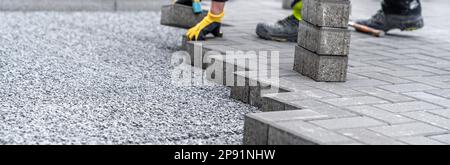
186;11;224;41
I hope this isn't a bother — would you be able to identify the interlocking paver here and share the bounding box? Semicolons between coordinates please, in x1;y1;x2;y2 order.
378;83;437;93
374;101;442;113
355;72;412;84
346;105;414;124
382;70;435;77
429;134;450;144
402;111;450;130
404;65;450;75
426;89;450;99
339;129;404;145
269;120;353;145
428;109;450;119
309;105;357;118
323;96;389;107
353;87;415;102
404;92;450;108
370;122;447;137
399;136;445;145
310;117;386;130
404;76;450;89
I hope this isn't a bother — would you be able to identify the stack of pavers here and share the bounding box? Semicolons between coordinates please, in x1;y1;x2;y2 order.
293;0;351;82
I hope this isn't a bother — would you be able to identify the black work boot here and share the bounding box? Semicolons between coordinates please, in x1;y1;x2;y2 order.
356;10;424;32
256;15;299;42
176;0;193;6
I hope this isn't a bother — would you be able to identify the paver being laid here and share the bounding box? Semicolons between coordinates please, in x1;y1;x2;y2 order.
293;0;351;82
180;0;450;145
160;4;207;29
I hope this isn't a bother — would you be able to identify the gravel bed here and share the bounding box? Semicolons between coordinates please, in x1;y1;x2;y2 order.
0;11;259;145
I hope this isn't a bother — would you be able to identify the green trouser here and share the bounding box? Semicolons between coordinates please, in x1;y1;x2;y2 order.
292;0;302;20
177;0;303;20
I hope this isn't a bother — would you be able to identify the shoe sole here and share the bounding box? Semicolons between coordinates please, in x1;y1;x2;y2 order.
256;26;297;42
386;15;424;32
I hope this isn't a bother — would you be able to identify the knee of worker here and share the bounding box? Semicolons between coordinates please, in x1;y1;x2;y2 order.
292;0;302;20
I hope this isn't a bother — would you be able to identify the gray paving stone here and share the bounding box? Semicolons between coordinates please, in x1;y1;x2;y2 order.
339;129;404;145
370;122;447;137
294;46;348;82
428;109;450;119
302;0;351;28
378;83;437;93
374;101;442;113
251;110;328;122
269;120;353;145
262;89;339;101
243;115;269;145
288;99;331;109
262;96;288;112
341;78;389;88
353;87;415;103
298;21;351;55
249;81;271;108
245;110;333;145
323;96;389;107
402;111;450;130
399;136;445;145
387;59;434;65
268;126;317;145
404;92;450;108
426;89;450;99
346;105;414;124
405;65;450;75
230;85;250;104
383;70;435;77
310;83;364;96
355;72;412;84
404;76;450;89
160;4;207;29
430;134;450;144
309;105;357;118
310;117;386;130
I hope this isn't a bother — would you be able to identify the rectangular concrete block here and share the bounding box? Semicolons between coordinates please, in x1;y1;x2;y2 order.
268;126;317;145
249;81;268;108
268;120;353;145
243;114;269;145
161;4;207;29
311;117;386;130
370;122;447;137
338;129;404;145
245;110;329;145
262;110;327;120
230;84;250;104
302;0;351;28
294;45;348;82
262;96;287;112
298;21;351;55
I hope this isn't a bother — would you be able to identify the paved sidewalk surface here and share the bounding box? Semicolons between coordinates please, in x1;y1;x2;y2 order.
183;0;450;145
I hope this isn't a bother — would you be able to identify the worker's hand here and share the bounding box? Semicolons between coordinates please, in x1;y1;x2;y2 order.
186;11;224;41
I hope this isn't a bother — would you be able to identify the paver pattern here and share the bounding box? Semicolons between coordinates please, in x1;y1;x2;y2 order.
182;0;450;145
